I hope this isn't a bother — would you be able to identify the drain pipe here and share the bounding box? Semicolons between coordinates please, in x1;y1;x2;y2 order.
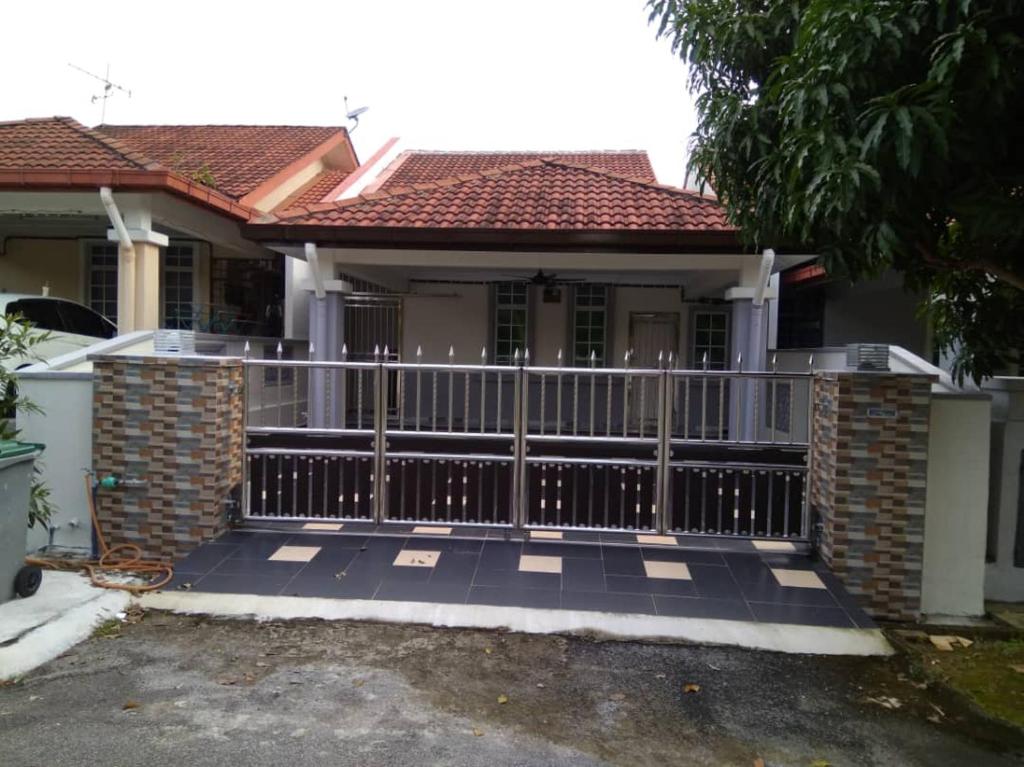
100;187;135;334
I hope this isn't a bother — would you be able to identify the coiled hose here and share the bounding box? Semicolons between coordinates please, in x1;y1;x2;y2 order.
25;474;174;592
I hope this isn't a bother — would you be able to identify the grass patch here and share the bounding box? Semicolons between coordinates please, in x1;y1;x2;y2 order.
92;618;122;639
913;636;1024;728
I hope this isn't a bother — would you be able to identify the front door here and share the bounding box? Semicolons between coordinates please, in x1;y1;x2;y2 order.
628;312;679;368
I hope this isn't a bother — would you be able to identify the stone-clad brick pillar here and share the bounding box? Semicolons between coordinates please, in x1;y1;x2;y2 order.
810;372;933;621
92;355;244;561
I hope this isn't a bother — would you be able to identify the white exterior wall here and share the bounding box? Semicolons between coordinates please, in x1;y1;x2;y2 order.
984;378;1024;602
401;284;489;364
921;393;990;617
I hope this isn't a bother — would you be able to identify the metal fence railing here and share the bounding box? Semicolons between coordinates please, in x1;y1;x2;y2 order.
243;347;813;539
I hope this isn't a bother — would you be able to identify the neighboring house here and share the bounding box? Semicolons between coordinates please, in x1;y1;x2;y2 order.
0;117;360;338
776;261;931;360
246;149;813;373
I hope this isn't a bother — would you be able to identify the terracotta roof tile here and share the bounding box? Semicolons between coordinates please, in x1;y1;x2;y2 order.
376;150;657;190
0;117;157;170
97;124;346;199
273;161;732;232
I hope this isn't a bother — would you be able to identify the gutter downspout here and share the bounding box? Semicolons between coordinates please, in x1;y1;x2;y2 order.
100;187;135;334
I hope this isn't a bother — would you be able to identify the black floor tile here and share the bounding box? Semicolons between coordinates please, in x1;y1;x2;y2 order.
738;579;840;607
430;553;479;585
654;595;755;621
467;585;561;609
601;545;646;576
561;590;657;615
379;563;438;583
404;537;483;554
210;558;308;577
522;541;602;559
192;572;291;595
476;541;523;571
162;572;201;591
174;543;238;574
228;536;297;559
748;602;855;628
216;530;287;545
562;558;606;593
599;531;643;545
283;573;381;600
299;548;359;576
285;532;369;549
375;579;470;604
605;574;698;597
722;552;776;583
473;568;561;590
639;547;725;565
688;564;745;600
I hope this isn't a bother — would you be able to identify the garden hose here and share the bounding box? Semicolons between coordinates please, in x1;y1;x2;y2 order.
24;474;174;592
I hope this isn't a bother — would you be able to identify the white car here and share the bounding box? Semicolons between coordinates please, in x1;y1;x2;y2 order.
1;294;117;371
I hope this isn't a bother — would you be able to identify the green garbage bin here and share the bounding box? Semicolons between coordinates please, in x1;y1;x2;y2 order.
0;440;42;605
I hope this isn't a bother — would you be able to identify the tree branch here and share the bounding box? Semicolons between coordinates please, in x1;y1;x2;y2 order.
914;242;1024;291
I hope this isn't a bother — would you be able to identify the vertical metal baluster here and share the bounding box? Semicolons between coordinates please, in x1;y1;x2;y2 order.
415;347;422;432
556;464;563;527
732;471;740;535
354;457;361;518
605;372;613;437
448;346;455;433
572;373;579;436
714;470;722;533
622;350;630;438
618;466;626;528
260;455;267;515
429;460;437;521
699;469;707;532
589;351;596;437
639;377;646;439
603;466;610;528
770;354;778;444
718;374;725;442
635;467;642;530
480;347;487;434
491;461;498;524
734;354;743;443
555;349;563;436
357;366;364;430
399;459;406;520
788;378;795;445
307;456;314;517
415;460;422;522
752;375;760;445
539;370;547;436
444;461;453;522
700;352;708;441
339;344;348;430
292;455;298;518
587;464;595;527
496;371;503;433
683;468;691;532
338;458;345;518
683;375;690;439
540;463;547;523
766;471;775;537
783;473;792;538
463;370;471;433
461;461;469;523
476;461;484;522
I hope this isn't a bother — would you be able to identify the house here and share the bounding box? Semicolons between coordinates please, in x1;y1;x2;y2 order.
246;149;814;372
0;117;360;339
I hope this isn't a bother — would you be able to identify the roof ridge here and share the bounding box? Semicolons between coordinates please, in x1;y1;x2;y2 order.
98;123;347;131
57;118;163;170
538;159;720;204
273;160;553;220
399;148;651;156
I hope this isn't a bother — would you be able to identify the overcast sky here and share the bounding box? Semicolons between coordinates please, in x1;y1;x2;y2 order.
2;1;697;186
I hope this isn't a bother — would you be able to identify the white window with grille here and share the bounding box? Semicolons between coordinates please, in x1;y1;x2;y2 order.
163;244;196;329
86;243;119;326
692;310;729;370
571;285;608;366
493;283;529;364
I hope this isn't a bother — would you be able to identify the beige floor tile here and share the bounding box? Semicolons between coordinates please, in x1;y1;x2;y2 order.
752;540;796;552
771;568;826;589
269;545;322;563
636;534;678;546
393;550;441;568
519;554;562;574
412;526;452;535
530;530;564;540
643;560;692;580
302;522;344;531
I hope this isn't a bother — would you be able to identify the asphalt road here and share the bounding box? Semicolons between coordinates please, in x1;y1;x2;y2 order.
1;612;1021;766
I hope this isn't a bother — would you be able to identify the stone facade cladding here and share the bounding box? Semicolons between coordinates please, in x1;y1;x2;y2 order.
810;372;933;621
92;355;243;561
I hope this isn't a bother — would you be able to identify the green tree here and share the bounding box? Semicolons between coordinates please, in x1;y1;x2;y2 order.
1;314;55;528
648;0;1024;381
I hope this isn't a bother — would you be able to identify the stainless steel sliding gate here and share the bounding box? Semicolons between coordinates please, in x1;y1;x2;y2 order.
243;354;814;539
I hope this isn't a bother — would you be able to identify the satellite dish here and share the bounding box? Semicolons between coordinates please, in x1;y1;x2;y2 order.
344;96;369;132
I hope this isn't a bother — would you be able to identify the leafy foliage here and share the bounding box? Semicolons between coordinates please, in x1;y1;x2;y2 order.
649;0;1024;381
0;314;56;528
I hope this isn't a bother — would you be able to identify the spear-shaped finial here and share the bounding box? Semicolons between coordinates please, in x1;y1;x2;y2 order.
808;353;815;373
513;348;521;366
448;345;455;364
702;351;709;371
309;340;315;358
524;348;530;365
276;341;283;360
623;349;630;367
668;350;675;369
557;348;563;367
657;350;663;369
736;352;743;372
591;350;597;368
341;343;348;362
771;353;778;372
243;340;250;359
373;344;380;362
416;345;423;364
481;346;487;365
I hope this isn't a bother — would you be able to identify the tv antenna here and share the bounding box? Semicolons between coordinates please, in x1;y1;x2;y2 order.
68;62;131;123
344;96;369;133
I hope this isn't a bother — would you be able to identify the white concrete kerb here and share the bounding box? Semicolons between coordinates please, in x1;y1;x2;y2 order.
140;590;894;657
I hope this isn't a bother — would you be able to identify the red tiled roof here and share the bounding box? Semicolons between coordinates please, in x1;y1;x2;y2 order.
272;160;731;232
0;117;158;170
375;150;657;190
98;124;347;200
277;168;352;209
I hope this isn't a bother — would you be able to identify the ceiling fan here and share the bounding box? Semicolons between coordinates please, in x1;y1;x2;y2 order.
500;269;585;286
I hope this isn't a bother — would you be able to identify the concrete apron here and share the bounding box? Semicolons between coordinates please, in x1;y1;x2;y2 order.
140;591;893;657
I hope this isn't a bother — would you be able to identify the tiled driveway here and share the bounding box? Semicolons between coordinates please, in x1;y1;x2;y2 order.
166;524;874;630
